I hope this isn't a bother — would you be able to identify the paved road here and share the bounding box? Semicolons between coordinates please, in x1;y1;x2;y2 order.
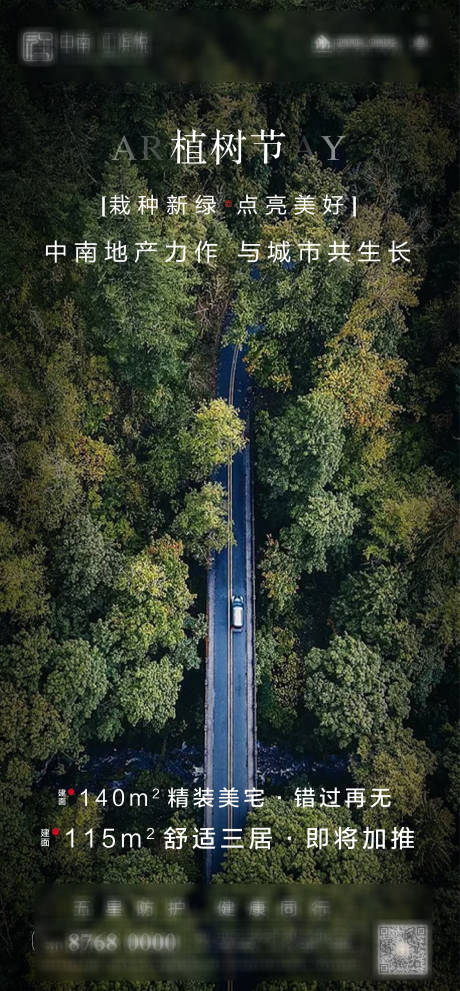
205;342;256;877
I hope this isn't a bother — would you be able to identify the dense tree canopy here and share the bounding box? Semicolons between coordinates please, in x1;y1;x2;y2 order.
0;7;457;990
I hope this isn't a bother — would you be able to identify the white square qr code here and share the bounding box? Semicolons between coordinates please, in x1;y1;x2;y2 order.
377;923;429;977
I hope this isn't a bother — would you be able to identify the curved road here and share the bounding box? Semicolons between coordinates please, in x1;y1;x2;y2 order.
205;342;256;877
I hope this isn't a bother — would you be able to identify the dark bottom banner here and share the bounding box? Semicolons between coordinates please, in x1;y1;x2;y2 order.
33;883;431;982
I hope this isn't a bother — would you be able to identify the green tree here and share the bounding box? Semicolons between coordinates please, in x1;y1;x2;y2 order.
44;639;108;742
259;536;299;612
95;537;194;660
174;482;229;563
351;727;436;825
91;538;197;740
257;392;344;506
284;492;359;575
304;635;399;749
332;564;446;707
317;333;405;435
344;88;454;211
83;155;196;390
183;398;246;480
0;681;67;799
257;626;303;718
413;795;455;881
0;520;48;621
50;795;103;880
51;511;120;630
439;722;460;812
96;848;189;884
217;798;382;883
118;657;182;730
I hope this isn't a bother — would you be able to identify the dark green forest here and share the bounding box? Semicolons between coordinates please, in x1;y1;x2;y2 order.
0;1;458;989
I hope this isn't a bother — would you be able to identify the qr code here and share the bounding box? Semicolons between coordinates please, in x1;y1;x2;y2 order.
377;923;429;977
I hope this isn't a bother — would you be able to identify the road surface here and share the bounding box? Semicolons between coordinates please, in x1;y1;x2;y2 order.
205;341;256;877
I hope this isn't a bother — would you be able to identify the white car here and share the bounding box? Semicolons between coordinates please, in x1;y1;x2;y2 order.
231;595;244;630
